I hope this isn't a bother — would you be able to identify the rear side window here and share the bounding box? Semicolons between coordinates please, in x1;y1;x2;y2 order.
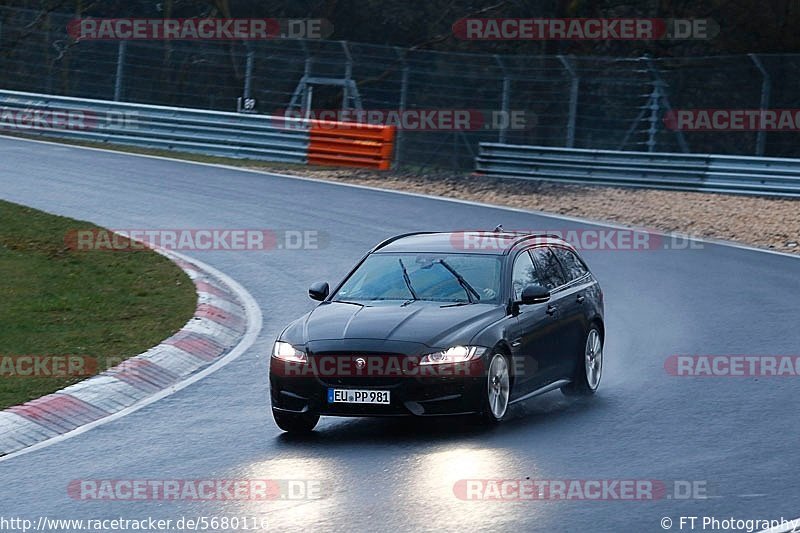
552;246;589;282
511;251;539;300
530;247;567;290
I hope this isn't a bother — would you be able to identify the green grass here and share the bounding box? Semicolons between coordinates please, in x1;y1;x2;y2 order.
0;200;196;409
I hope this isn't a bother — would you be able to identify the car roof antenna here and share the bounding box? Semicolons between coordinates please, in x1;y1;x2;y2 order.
493;224;503;232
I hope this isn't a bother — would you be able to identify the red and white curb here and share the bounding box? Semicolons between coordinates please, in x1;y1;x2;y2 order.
0;250;262;460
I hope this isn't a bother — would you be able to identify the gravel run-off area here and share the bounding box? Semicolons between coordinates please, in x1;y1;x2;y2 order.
260;166;800;255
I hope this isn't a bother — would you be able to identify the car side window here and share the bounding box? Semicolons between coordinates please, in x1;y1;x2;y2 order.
551;246;589;282
511;251;539;300
529;247;567;290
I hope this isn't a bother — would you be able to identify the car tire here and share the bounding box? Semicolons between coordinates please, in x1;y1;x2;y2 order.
562;326;603;396
479;352;511;423
272;408;320;433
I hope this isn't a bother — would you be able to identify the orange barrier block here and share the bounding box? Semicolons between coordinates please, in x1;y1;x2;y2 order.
309;120;395;170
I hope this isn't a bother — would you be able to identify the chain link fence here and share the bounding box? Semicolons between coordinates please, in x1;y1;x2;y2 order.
2;5;799;170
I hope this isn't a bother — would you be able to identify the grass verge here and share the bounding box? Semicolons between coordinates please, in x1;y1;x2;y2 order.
0;200;196;409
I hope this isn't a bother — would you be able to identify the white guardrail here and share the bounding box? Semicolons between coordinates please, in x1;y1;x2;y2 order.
476;143;800;197
0;89;310;164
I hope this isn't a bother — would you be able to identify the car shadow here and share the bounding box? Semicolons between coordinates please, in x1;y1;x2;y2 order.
273;392;605;448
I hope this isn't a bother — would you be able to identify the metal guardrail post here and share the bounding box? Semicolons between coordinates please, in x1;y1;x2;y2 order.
393;47;409;169
494;55;511;144
305;86;313;120
647;82;663;153
557;55;578;148
114;41;127;102
341;41;352;111
286;42;312;115
749;53;771;156
644;56;689;153
243;45;255;101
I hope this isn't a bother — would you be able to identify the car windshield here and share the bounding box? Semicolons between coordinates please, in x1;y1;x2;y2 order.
333;253;503;304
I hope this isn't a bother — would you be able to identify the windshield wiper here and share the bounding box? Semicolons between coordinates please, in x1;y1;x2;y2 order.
332;300;366;306
436;259;481;304
398;258;419;301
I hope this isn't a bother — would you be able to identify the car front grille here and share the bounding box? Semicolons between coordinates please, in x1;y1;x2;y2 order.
308;352;412;388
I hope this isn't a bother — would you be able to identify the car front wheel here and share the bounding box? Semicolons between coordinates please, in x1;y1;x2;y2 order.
562;326;603;396
479;353;511;422
272;408;320;433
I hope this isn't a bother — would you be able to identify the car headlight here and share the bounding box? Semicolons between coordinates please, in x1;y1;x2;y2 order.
272;341;307;363
419;345;487;365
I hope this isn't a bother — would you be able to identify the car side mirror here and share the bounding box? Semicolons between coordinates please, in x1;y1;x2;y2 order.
519;284;550;305
308;281;329;301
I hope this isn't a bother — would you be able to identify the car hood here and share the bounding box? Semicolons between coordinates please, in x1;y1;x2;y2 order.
283;300;506;349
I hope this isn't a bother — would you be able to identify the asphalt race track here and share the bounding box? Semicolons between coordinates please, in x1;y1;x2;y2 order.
1;135;798;532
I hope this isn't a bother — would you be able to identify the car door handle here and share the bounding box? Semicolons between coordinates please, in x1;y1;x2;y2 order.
546;304;558;316
577;295;585;304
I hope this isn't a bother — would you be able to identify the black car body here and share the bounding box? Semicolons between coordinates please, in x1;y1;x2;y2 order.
270;231;605;432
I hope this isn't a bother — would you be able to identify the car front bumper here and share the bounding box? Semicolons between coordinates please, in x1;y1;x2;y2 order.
269;357;487;417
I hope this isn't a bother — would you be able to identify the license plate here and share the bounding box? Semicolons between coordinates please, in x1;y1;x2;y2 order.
327;388;390;404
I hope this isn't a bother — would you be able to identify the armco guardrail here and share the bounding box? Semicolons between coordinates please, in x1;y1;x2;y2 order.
0;89;309;164
309;120;395;170
0;90;395;169
476;144;800;197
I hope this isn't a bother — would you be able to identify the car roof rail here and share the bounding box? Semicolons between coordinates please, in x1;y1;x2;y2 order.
505;232;569;249
370;231;569;254
371;231;439;252
460;230;570;253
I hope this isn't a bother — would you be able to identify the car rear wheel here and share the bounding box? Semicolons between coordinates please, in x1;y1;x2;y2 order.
480;353;510;422
562;326;603;396
272;408;320;433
